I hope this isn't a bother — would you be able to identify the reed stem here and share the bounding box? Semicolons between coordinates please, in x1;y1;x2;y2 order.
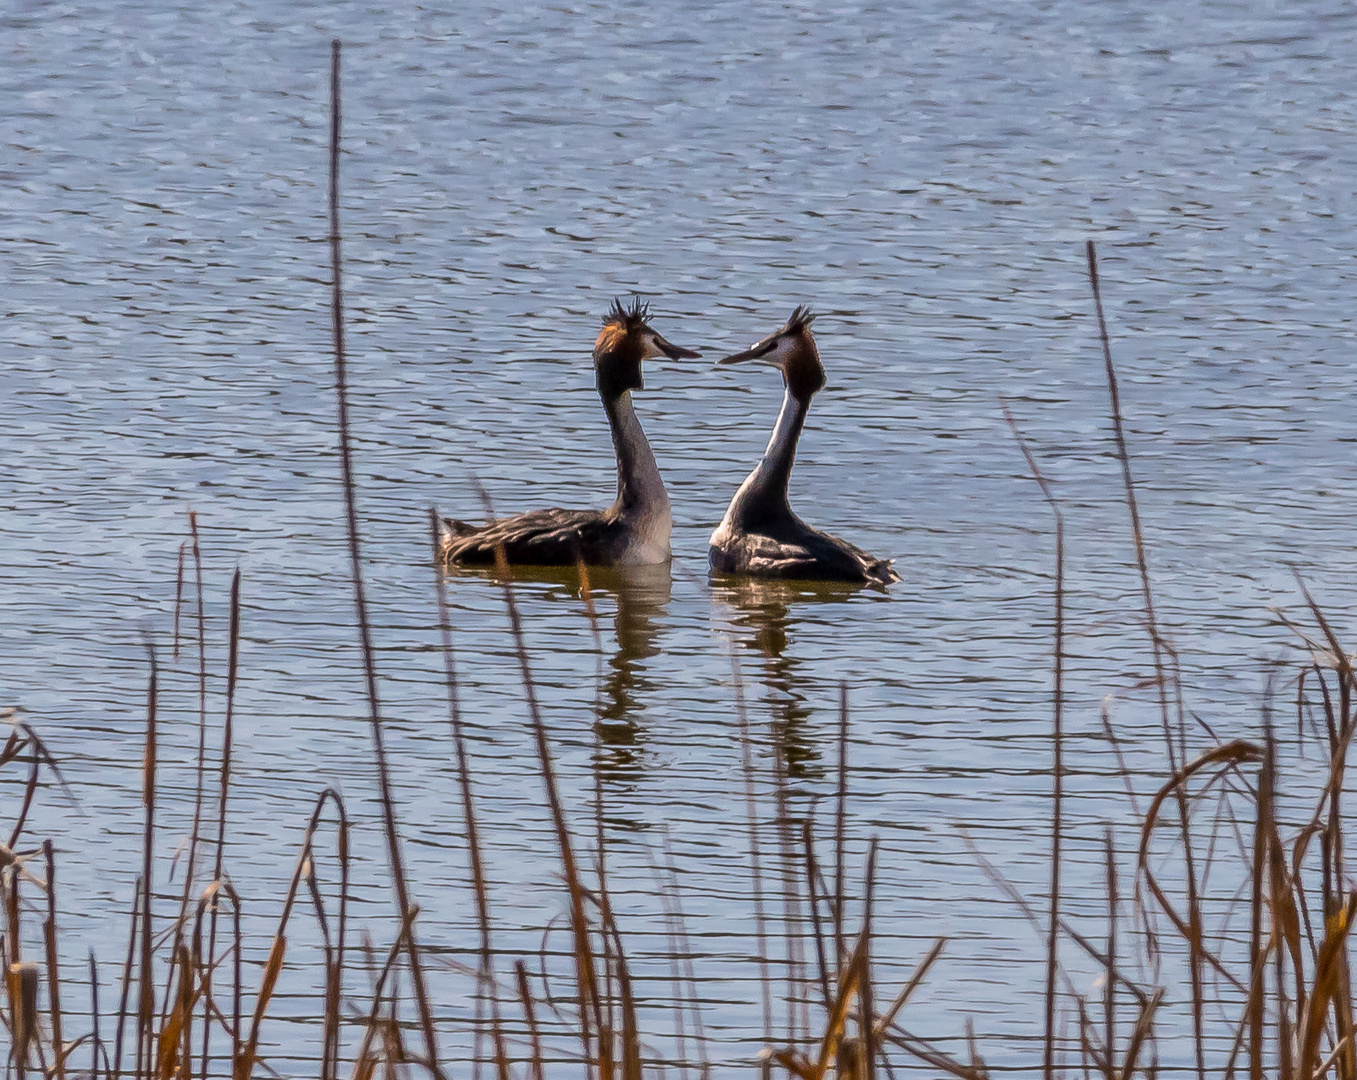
328;39;441;1071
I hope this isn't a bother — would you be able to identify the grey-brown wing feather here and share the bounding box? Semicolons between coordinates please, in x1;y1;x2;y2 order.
712;526;898;585
440;507;627;567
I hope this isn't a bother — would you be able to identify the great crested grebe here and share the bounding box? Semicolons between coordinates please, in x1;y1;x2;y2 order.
708;307;899;585
440;299;699;568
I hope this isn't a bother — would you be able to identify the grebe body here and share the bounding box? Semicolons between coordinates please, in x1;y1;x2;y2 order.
441;300;697;568
708;307;898;586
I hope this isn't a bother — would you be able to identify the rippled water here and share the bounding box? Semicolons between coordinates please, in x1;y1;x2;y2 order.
4;0;1357;1073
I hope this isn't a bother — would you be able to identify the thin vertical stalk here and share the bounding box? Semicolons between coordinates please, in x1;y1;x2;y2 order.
200;567;241;1079
1000;401;1064;1080
1276;831;1294;1080
1248;732;1273;1080
577;557;621;1062
328;39;441;1072
112;877;141;1080
494;564;614;1079
429;509;509;1080
1045;484;1064;1080
89;953;102;1080
860;840;879;1080
833;684;849;971
1297;587;1357;1080
1086;239;1204;1080
1104;830;1117;1078
349;910;417;1074
173;541;186;660
135;654;157;1080
5;735;39;852
42;841;64;1080
3;863;25;1080
802;820;832;1011
655;837;711;1077
732;650;774;1056
516;961;546;1080
162;512;212;1032
192;883;243;1077
174;943;193;1080
668;854;710;1077
654;853;690;1076
177;510;211;930
769;710;803;1046
1084;241;1171;762
303;791;349;1080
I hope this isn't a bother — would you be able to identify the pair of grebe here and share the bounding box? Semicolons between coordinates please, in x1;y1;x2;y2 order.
439;300;898;587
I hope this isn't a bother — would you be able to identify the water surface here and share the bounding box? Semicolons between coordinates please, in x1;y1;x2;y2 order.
3;0;1357;1072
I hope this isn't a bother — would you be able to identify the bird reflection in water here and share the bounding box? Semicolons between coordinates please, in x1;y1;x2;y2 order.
714;578;861;783
581;563;672;786
444;561;672;791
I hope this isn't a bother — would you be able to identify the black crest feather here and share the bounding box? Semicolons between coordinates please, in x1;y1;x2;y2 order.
781;305;816;335
604;297;651;330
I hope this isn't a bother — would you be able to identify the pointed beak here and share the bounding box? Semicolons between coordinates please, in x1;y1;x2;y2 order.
654;334;701;360
717;339;777;366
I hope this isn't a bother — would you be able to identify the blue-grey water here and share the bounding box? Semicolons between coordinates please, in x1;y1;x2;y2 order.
3;0;1357;1074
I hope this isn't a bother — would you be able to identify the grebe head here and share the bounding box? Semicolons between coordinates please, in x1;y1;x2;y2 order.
593;298;700;400
717;306;825;401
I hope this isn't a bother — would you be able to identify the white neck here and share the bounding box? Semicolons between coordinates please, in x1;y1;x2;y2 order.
725;388;809;526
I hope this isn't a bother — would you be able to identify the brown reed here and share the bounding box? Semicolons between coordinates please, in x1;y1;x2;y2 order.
327;38;440;1073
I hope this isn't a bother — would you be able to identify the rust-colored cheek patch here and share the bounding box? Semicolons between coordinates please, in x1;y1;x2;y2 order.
594;323;626;357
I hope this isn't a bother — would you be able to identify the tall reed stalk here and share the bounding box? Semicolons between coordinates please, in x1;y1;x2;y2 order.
327;38;440;1073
